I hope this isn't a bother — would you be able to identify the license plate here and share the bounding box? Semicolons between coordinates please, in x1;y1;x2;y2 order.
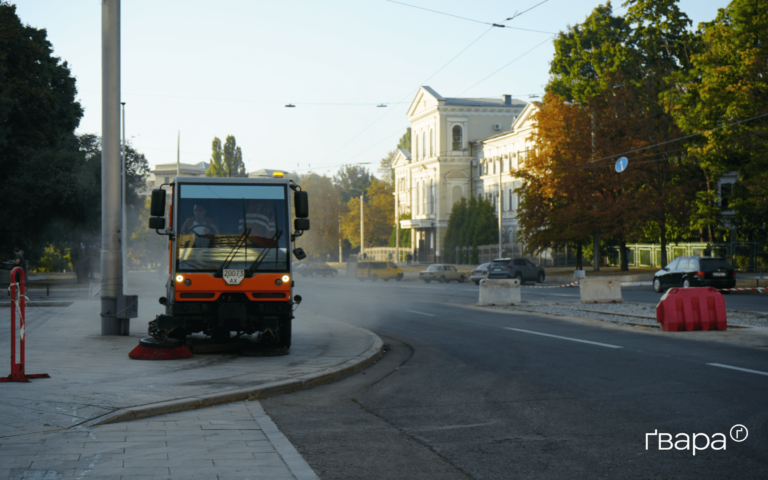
223;269;245;285
493;268;502;271
713;272;726;277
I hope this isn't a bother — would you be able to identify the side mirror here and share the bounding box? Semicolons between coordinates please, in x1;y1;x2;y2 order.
294;190;309;219
150;189;166;217
294;218;310;231
663;267;669;271
149;217;166;230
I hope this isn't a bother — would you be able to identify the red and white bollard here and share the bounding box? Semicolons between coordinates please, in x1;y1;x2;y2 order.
0;267;49;382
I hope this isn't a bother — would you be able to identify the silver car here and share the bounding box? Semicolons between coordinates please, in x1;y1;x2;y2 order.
470;263;491;285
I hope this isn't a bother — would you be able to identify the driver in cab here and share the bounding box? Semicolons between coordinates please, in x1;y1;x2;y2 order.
182;204;220;236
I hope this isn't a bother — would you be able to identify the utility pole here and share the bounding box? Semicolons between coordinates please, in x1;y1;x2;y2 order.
591;112;600;272
395;192;400;263
498;156;503;258
121;102;127;285
360;194;364;258
338;212;342;262
100;0;124;335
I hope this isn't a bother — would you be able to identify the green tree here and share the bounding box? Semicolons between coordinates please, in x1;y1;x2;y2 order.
206;135;245;177
398;128;411;152
665;0;768;242
378;149;397;185
0;3;87;265
389;213;412;248
341;179;394;248
333;164;373;203
294;173;345;260
443;195;497;263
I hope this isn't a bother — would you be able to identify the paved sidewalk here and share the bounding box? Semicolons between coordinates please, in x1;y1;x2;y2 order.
0;401;318;480
0;273;381;479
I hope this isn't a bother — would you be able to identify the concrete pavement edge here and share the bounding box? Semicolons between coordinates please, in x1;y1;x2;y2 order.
84;328;384;427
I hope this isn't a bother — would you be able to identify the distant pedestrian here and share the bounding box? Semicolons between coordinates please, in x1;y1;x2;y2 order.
388;252;393;261
363;253;367;260
703;243;712;257
406;253;412;266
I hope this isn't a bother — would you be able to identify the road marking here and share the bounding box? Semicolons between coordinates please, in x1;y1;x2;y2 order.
407;310;436;317
408;422;497;432
707;363;768;377
504;327;623;349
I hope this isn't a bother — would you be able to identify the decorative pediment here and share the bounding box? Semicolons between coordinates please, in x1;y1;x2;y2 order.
392;148;412;168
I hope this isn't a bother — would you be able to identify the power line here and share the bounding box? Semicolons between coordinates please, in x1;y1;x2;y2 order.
384;0;554;34
318;26;496;164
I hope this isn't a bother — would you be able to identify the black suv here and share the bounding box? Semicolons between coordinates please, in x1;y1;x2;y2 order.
487;258;546;283
653;256;736;293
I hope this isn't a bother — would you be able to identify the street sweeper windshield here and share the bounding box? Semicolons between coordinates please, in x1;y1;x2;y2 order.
175;183;290;273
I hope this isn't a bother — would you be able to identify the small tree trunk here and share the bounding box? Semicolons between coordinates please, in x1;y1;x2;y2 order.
660;219;668;267
619;239;628;272
576;242;583;270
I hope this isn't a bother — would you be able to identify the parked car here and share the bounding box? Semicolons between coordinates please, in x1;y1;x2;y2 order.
486;258;546;283
357;261;403;281
419;264;466;283
653;256;736;293
470;263;491;285
299;262;337;277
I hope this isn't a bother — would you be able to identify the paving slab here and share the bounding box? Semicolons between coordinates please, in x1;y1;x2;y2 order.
0;272;381;434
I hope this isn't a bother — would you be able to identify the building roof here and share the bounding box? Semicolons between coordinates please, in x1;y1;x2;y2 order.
151;161;208;173
398;148;412;159
443;97;527;107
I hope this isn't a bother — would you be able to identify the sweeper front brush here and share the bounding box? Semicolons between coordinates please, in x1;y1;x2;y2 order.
129;337;193;360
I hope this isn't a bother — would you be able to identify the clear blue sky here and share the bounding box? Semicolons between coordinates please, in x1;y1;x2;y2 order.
15;0;727;178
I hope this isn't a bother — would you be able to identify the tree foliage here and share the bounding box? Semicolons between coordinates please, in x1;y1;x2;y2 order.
295;173;345;259
341;178;394;248
334;164;373;203
443;196;498;263
206;135;245;177
665;0;768;242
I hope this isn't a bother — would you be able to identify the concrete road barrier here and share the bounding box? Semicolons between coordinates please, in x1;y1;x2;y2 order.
580;278;623;304
478;278;521;306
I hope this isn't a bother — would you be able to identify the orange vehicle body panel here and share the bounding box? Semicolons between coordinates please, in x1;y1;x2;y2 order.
174;273;291;302
168;201;174;274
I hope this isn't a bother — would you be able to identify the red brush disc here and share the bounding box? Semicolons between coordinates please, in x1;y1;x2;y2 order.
129;337;193;360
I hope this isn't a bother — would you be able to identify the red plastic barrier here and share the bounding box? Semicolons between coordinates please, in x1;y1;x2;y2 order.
656;287;727;332
0;268;49;383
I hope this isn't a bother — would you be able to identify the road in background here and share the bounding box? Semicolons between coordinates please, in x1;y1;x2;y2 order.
263;275;768;479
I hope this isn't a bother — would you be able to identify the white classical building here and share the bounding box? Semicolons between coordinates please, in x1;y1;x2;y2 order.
146;161;210;190
393;86;537;262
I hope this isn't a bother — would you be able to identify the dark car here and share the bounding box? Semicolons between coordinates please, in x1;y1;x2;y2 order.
299;262;338;278
653;256;736;293
486;258;546;283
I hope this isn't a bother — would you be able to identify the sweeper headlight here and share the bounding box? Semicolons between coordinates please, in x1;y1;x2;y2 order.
175;274;184;283
281;274;290;283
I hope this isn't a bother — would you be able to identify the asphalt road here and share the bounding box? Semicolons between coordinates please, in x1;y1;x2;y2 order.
263;276;768;479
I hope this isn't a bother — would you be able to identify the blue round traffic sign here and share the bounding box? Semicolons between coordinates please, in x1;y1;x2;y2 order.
615;157;628;173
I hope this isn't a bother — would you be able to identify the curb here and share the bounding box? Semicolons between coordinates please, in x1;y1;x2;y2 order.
85;329;383;426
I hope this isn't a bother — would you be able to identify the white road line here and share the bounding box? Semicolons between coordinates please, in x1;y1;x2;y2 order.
707;363;768;377
503;327;623;349
407;422;497;432
407;310;436;317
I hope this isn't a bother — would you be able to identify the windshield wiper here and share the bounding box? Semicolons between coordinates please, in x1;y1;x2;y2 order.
244;229;283;278
212;227;251;278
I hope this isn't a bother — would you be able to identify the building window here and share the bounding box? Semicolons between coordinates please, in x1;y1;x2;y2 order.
430;129;434;157
477;162;482;176
721;183;733;210
509;189;514;211
423;181;428;214
415;134;419;160
422;134;426;159
452;125;462;151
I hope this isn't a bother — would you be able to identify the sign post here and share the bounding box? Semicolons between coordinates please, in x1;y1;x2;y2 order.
0;268;50;382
